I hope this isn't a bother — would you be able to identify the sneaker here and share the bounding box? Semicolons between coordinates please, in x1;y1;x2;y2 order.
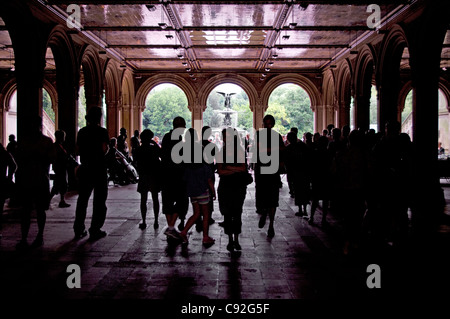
226;242;234;252
267;227;275;238
58;201;71;208
164;228;181;240
234;242;242;251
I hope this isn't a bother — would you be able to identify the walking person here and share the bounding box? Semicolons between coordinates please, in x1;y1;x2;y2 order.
253;114;285;238
179;128;216;247
134;129;162;230
73;106;110;241
14;115;56;250
49;129;71;208
195;125;218;232
216;127;249;252
160;116;189;241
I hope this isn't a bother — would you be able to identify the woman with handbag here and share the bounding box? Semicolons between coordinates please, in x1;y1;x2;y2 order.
216;127;249;253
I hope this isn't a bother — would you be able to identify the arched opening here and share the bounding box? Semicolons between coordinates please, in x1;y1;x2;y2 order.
267;83;313;136
42;87;55;140
369;84;378;132
400;88;448;147
4;86;56;142
77;84;87;131
142;83;190;143
5;89;17;142
204;83;251;130
204;83;251;147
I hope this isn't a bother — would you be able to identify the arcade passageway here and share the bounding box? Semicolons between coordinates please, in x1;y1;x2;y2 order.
1;0;450;306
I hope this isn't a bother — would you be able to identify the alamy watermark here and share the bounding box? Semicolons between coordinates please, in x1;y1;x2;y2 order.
66;4;81;30
170;125;280;175
367;4;381;30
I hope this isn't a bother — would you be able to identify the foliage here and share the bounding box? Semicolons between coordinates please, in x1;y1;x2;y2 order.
143;85;191;139
267;84;313;135
78;86;86;130
141;83;313;138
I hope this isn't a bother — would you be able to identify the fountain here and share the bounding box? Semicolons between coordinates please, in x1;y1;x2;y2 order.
217;91;238;128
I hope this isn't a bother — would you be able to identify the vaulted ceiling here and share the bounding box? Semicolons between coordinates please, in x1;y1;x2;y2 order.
0;1;449;74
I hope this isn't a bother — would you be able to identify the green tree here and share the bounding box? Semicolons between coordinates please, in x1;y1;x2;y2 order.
268;84;313;135
78;86;86;130
143;85;191;139
265;101;290;135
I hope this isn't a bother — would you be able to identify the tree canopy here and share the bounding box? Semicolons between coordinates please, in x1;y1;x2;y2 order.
141;83;314;138
143;85;191;139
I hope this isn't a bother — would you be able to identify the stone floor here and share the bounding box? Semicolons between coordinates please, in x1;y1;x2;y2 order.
1;175;450;307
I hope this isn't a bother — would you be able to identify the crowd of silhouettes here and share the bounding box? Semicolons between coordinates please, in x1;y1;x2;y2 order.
283;120;417;254
0;108;426;256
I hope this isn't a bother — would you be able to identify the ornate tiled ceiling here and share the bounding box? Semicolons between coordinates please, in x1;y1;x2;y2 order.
0;1;449;72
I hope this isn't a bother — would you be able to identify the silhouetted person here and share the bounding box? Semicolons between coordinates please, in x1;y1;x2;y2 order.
309;136;333;226
117;127;130;160
134;129;162;230
291;137;313;217
49;129;71;208
253;114;285;238
6;134;18;160
74;106;110;241
195;125;218;232
15;115;56;250
0;142;17;239
130;129;140;168
217;127;248;252
332;130;368;255
160;116;188;240
372;120;411;246
284;131;298;198
179;128;216;247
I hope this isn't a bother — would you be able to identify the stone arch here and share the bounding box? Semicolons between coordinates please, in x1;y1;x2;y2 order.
335;59;353;127
322;69;337;131
261;73;322;132
0;77;17;145
199;74;258;130
377;24;409;129
79;44;103;111
104;59;121;137
353;44;377;131
261;73;321;111
119;69;136;136
199;74;257;111
46;26;79;152
135;74;195;111
42;79;58;115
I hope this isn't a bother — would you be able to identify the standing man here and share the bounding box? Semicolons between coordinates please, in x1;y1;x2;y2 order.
160;116;188;240
15;115;56;250
73;106;110;240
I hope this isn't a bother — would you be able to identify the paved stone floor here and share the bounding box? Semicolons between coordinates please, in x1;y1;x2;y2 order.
1;175;450;308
